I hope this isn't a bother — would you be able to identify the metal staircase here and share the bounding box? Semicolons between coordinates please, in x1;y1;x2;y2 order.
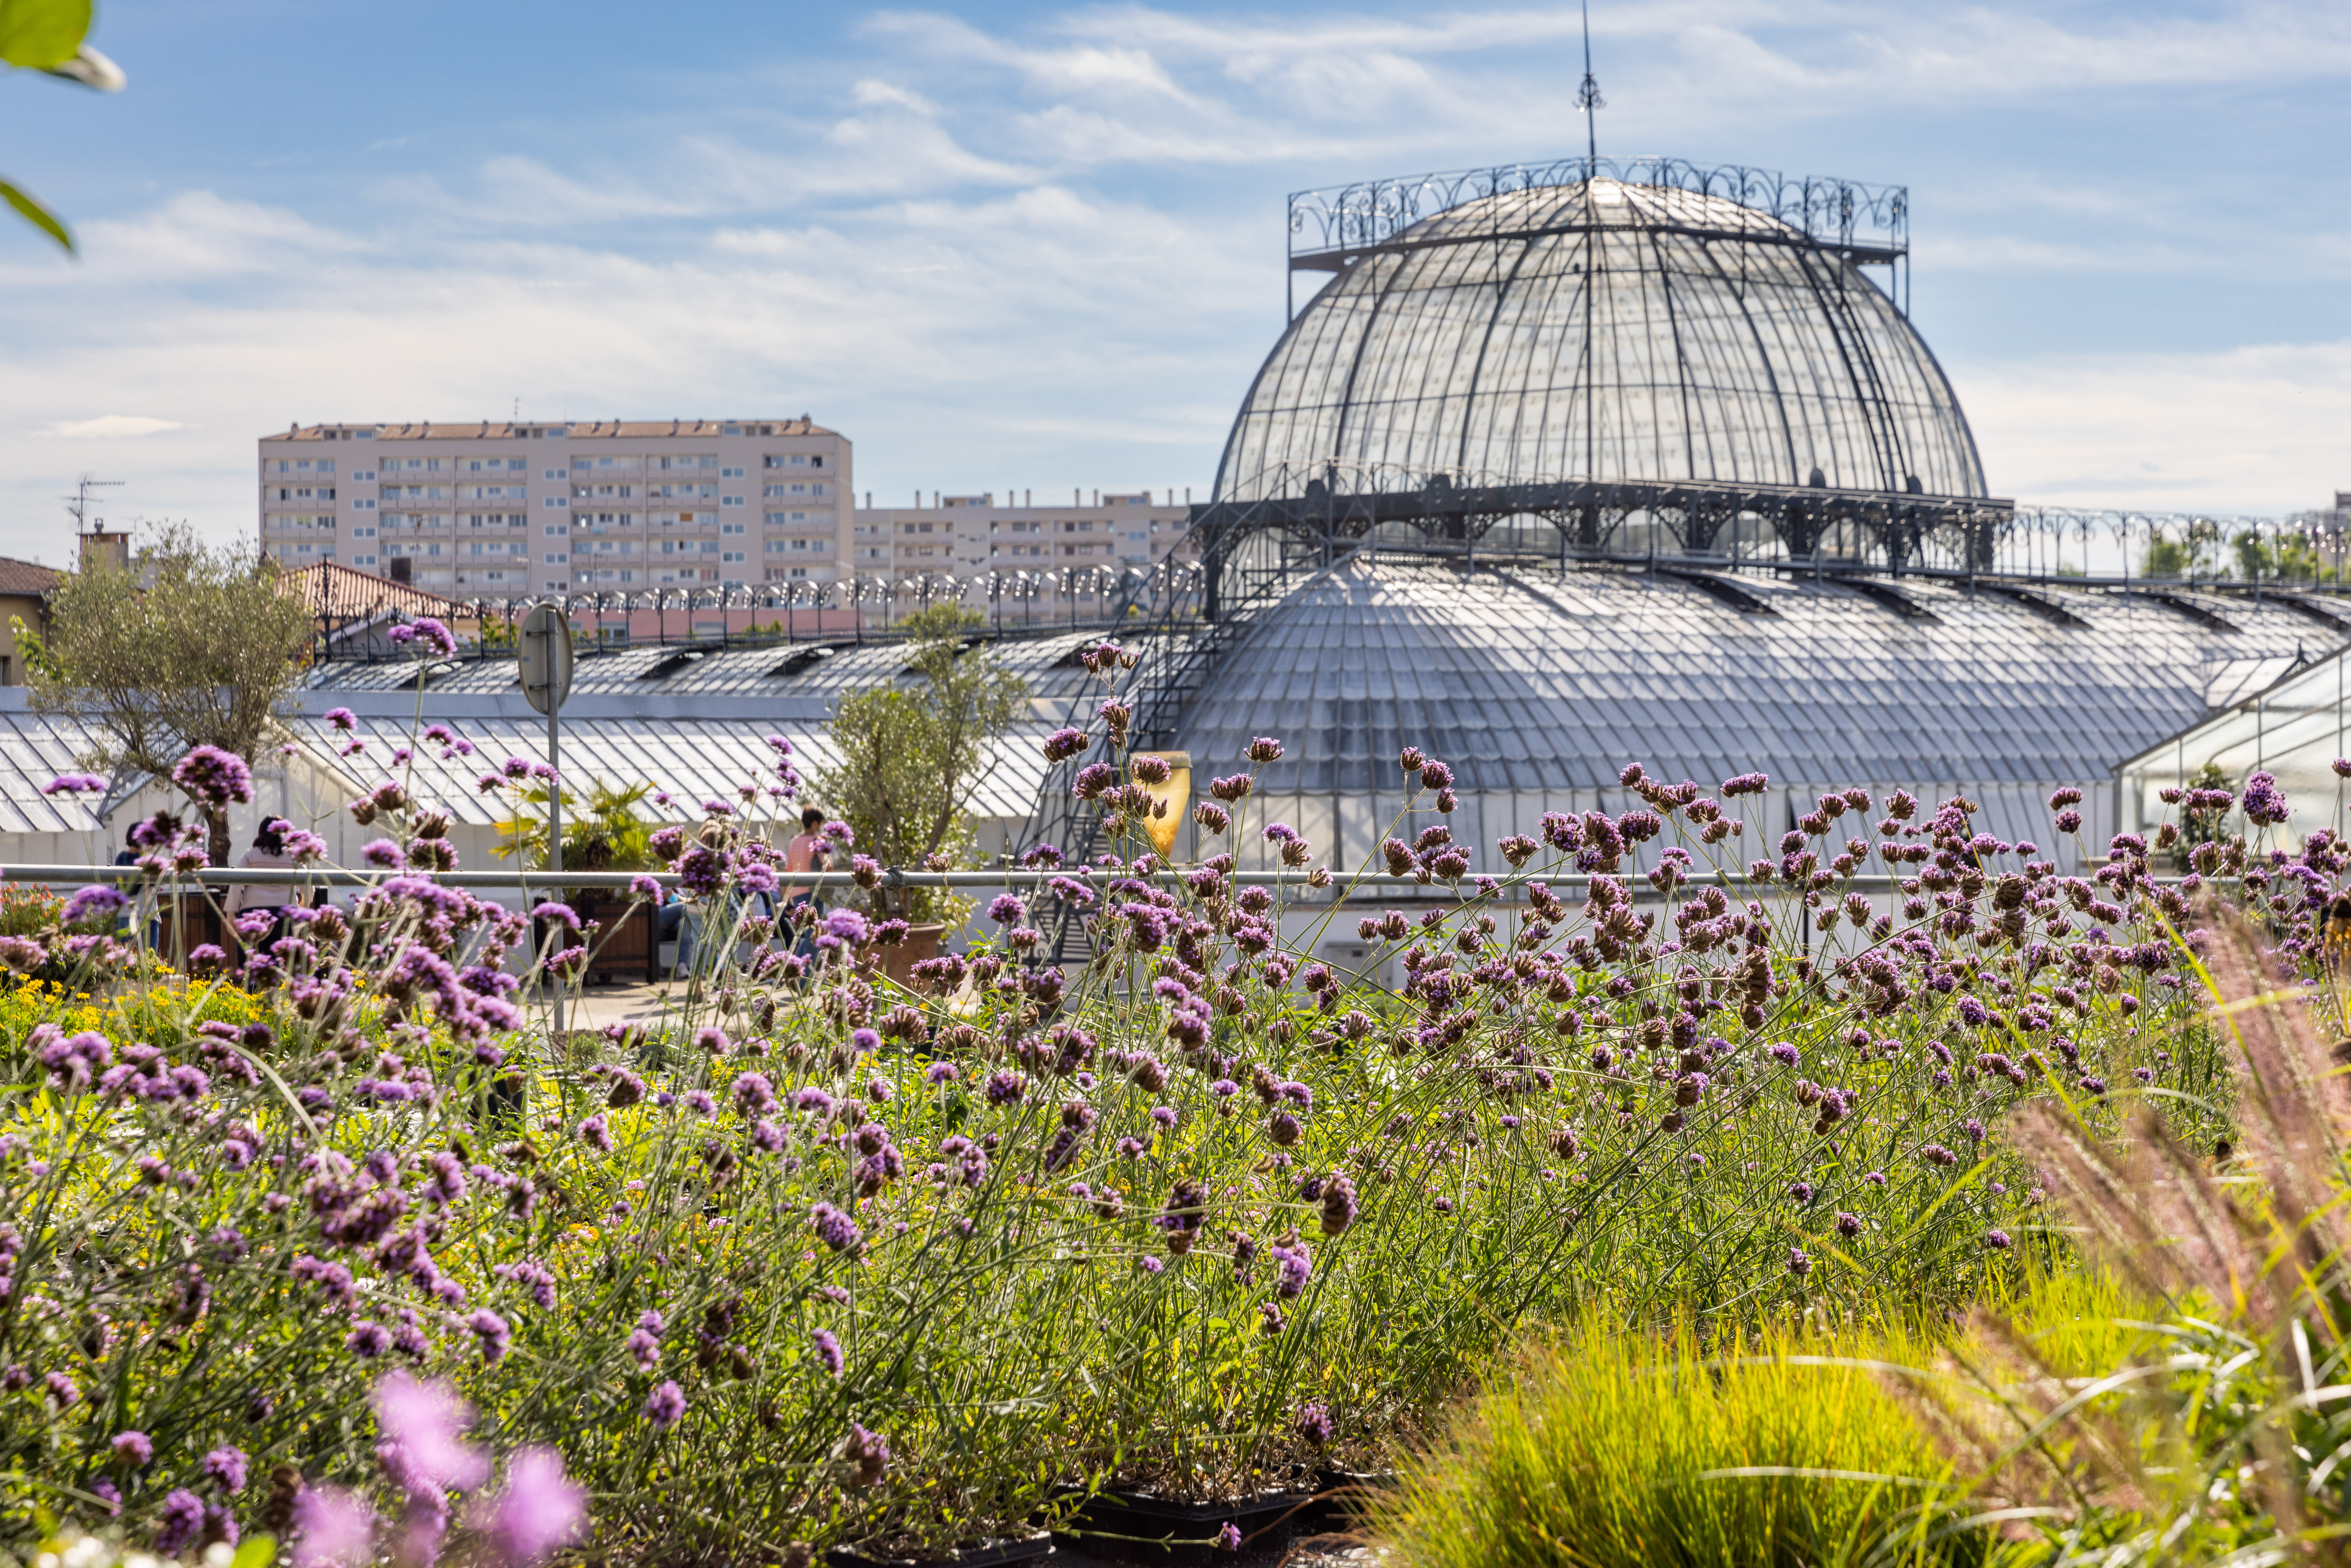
1027;569;1293;967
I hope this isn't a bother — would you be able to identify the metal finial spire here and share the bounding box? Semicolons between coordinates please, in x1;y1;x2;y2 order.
1576;0;1605;167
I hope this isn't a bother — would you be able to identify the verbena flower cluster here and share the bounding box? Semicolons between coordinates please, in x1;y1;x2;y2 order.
0;646;2304;1561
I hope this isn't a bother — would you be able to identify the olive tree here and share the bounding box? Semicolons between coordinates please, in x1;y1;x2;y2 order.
811;605;1026;924
29;526;315;864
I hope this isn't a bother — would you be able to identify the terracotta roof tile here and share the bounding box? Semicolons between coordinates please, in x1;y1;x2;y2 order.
0;558;64;596
279;561;465;622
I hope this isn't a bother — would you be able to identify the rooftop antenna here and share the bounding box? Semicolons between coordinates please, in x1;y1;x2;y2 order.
1576;0;1605;167
65;474;122;537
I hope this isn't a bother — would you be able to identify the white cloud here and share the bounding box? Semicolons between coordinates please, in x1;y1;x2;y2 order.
1960;339;2351;516
0;171;1262;552
851;78;940;116
37;416;189;439
14;190;368;284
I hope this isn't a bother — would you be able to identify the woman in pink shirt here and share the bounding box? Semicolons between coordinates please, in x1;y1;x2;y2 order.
782;806;830;909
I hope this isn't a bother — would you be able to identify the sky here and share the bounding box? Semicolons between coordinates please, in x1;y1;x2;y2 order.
0;0;2344;562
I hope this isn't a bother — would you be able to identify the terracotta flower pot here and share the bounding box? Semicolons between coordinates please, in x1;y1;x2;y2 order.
863;921;944;986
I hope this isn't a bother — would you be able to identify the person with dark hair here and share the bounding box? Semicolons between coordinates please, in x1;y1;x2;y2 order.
228;817;296;922
783;806;830;909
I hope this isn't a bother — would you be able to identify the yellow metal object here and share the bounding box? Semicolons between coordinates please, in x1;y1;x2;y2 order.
1134;751;1192;859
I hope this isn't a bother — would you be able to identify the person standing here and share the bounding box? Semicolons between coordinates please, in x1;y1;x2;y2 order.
228;818;299;950
783;806;832;914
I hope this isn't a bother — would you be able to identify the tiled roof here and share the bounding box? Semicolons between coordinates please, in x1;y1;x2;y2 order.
263;418;836;442
0;558;63;596
280;562;464;622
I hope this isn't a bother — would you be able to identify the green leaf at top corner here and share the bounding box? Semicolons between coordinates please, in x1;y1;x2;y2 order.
0;179;72;251
0;0;90;69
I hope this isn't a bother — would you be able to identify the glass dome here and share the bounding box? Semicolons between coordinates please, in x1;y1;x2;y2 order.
1216;178;1987;504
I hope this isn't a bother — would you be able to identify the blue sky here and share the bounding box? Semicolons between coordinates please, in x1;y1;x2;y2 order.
0;0;2345;560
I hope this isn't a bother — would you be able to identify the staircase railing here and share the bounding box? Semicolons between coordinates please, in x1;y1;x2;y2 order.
1025;559;1297;967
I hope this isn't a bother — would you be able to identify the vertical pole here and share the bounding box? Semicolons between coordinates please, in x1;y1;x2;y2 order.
548;686;564;1043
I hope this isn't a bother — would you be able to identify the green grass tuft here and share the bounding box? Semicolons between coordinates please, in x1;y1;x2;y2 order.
1367;1309;1985;1568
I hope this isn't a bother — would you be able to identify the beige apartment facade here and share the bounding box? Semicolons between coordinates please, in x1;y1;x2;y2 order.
848;490;1200;618
257;417;851;596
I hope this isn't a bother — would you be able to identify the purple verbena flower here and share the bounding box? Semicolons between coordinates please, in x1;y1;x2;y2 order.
171;744;254;810
204;1445;249;1494
475;1446;585;1566
644;1380;686;1429
467;1309;512;1364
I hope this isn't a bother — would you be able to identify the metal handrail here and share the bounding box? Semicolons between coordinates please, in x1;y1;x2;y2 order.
0;865;2113;896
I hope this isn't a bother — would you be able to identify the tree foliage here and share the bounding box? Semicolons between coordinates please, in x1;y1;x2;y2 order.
30;525;315;860
811;605;1027;922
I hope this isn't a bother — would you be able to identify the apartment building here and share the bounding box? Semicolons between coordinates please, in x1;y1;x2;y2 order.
848;490;1199;612
257;417;851;595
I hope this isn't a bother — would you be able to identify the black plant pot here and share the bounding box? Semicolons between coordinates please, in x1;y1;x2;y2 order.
1051;1489;1316;1565
825;1533;1053;1568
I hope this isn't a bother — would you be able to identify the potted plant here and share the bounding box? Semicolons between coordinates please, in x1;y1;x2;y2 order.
495;778;666;982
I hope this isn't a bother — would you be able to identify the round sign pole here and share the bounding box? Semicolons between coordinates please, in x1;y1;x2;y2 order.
519;603;576;1044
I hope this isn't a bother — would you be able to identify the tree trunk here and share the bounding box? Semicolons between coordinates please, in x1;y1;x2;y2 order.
207;808;231;870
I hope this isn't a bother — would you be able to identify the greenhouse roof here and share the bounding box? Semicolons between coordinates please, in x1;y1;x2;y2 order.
1177;557;2331;795
299;628;1180;732
288;710;1054;828
1220;177;1983;505
2116;642;2351;843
